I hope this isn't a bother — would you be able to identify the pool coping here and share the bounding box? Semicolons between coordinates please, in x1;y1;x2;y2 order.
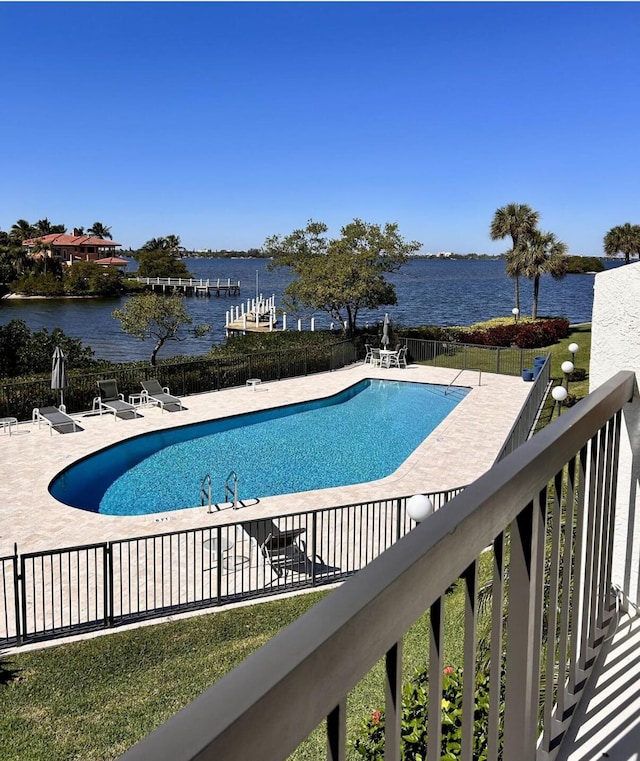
0;362;532;556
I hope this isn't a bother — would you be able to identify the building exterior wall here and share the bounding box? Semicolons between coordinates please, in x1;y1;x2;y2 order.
590;261;640;608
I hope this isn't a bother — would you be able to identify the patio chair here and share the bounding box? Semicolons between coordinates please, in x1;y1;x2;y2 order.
32;406;82;435
141;379;184;412
389;345;408;369
96;379;139;420
364;344;374;364
370;348;382;367
241;519;311;580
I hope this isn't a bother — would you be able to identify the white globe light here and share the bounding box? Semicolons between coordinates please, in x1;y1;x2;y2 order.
512;307;520;315
552;386;568;402
568;343;579;354
407;494;434;523
561;360;575;375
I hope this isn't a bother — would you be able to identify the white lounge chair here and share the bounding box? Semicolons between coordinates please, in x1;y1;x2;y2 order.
96;379;138;420
141;379;183;412
32;406;81;435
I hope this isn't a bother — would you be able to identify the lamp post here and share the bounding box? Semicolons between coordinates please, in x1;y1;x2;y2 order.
568;342;579;365
561;360;574;390
552;385;568;417
407;494;434;524
512;307;520;323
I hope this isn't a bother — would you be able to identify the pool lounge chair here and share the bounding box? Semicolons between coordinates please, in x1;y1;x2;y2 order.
32;406;81;435
96;379;139;420
141;379;184;412
241;519;311;580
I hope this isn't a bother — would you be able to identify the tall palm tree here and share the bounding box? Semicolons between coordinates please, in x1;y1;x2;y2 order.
490;203;540;311
603;223;640;265
521;230;568;319
88;222;112;239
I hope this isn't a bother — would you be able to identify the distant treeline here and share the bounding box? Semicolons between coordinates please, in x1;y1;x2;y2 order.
185;248;269;259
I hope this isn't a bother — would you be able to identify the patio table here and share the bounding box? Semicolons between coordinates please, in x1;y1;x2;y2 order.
378;349;399;368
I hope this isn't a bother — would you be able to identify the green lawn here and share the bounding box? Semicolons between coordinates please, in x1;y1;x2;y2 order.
0;328;591;760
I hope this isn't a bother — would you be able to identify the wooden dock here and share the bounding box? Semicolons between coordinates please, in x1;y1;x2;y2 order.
134;277;240;297
226;294;279;335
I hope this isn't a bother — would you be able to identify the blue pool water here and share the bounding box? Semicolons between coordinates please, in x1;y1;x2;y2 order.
50;379;469;516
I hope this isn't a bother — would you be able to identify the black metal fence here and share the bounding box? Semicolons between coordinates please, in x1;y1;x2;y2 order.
404;337;540;376
1;488;463;647
0;340;359;421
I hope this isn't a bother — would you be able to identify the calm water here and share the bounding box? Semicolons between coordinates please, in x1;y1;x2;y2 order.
0;257;623;362
50;379;468;515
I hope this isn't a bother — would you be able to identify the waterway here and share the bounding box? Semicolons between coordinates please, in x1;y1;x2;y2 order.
0;258;623;362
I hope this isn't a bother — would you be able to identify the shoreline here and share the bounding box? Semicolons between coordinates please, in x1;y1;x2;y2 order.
2;292;109;300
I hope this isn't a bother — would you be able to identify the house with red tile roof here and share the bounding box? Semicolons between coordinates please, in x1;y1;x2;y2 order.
22;228;122;265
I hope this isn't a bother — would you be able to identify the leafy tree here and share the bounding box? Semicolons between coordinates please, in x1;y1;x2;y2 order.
113;292;210;365
11;271;65;296
603;222;640;265
564;255;604;274
490;203;540;312
64;261;124;296
521;230;568;319
264;219;420;336
73;226;85;235
0;319;95;378
134;249;191;278
87;222;112;239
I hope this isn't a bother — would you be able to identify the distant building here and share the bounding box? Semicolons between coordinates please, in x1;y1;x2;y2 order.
22;228;121;266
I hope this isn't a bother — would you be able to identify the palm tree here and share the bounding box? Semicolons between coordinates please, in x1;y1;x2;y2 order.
521;230;568;319
35;218;54;235
490;203;540;312
140;237;169;252
603;223;640;265
88;222;112;239
165;234;182;255
10;219;35;243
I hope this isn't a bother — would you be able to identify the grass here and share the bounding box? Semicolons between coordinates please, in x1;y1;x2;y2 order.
532;323;591;432
0;326;591;760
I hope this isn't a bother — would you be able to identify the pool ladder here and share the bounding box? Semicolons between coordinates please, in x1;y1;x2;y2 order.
201;471;240;512
201;474;216;514
224;470;239;510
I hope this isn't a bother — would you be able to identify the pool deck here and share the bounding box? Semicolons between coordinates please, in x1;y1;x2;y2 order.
0;362;534;557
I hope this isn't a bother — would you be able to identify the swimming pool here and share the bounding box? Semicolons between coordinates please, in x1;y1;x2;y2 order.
50;379;469;516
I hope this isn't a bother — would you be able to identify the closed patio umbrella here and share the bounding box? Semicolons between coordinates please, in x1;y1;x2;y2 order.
381;313;390;347
51;346;68;411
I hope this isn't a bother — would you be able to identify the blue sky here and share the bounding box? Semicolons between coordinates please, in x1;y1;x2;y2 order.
1;2;639;255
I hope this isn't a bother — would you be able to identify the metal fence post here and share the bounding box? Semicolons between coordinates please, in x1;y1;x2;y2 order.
13;543;21;646
106;543;114;628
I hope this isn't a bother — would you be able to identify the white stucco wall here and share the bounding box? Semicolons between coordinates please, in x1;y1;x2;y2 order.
590;262;640;607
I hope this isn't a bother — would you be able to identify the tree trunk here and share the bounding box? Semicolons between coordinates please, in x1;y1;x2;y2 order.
514;276;520;312
151;341;163;366
532;276;539;320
